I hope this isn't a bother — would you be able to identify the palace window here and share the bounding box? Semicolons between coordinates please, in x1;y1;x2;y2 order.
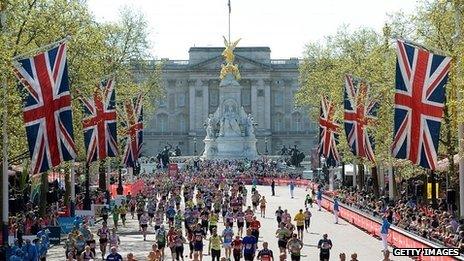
292;112;302;131
177;93;185;107
274;113;283;131
274;91;283;106
241;89;251;106
158;113;168;132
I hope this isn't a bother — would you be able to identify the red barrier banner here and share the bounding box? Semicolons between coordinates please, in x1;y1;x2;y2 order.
109;180;145;197
168;163;179;175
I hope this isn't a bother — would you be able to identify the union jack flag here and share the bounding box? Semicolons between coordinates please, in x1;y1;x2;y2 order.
344;75;378;162
80;78;118;163
319;96;340;167
392;40;451;170
13;42;77;174
122;94;143;167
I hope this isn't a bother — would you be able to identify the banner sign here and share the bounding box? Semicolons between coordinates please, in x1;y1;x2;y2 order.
58;217;81;234
75;209;96;226
46;226;61;245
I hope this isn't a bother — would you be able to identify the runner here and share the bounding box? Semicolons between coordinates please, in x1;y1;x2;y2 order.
242;229;258;261
316;188;323;211
289;181;295;199
275;206;283;226
120;203;128;227
250;216;261;240
112;205;120;230
251;191;261;212
304;193;313;208
244;207;254;229
286;233;303;261
304;208;312;232
106;246;123;261
236;209;245;237
259;196;267;218
193;223;206;261
222;223;234;260
231;235;243;261
275;222;291;255
139;211;149;241
156;225;167;260
257;241;274;261
97;222;109;260
208;229;223;261
167;226;178;260
293;209;305;241
174;229;186;261
80;245;95;260
108;228;121;248
147;200;156;226
333;196;340;224
129;197;137;219
380;213;391;251
317;234;332;261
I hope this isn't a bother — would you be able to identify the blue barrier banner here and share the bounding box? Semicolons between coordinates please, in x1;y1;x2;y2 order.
46;226;61;245
57;217;81;234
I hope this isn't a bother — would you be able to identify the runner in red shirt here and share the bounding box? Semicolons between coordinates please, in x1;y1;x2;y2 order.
231;235;243;261
250;216;261;240
167;227;177;260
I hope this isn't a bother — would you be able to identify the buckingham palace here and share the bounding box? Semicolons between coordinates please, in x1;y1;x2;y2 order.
139;46;318;156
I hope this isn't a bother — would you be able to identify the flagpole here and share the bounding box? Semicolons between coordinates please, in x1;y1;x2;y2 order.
1;0;8;249
452;0;464;218
12;36;70;61
227;0;232;42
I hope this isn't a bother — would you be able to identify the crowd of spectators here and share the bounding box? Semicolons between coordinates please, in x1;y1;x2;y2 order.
333;187;464;251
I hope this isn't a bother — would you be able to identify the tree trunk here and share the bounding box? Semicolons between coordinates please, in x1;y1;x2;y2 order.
39;172;48;217
341;162;345;187
371;166;379;197
357;164;364;190
99;159;106;190
64;171;70;209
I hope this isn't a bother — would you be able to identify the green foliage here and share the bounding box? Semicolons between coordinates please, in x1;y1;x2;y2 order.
0;0;163;167
298;0;464;179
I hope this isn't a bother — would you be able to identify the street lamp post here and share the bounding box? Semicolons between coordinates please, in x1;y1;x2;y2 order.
116;166;123;195
193;137;197;156
264;137;269;155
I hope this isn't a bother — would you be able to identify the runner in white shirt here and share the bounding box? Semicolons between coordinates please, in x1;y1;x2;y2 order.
140;211;150;241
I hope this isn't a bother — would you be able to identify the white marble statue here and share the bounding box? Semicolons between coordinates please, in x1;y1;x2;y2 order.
220;101;242;137
205;114;215;139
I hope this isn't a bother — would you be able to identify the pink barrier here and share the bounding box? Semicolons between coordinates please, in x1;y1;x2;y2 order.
307;182;462;261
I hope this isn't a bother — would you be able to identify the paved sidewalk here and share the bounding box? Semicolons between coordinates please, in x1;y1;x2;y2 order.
46;185;408;260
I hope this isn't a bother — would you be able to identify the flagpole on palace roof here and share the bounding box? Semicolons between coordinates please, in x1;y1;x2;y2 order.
228;0;231;42
1;0;8;249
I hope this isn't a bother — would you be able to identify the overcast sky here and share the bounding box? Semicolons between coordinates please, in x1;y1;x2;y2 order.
87;0;418;60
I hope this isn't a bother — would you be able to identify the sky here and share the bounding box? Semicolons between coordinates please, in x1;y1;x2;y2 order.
87;0;419;60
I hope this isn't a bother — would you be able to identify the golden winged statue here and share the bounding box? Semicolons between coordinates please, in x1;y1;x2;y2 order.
220;36;241;80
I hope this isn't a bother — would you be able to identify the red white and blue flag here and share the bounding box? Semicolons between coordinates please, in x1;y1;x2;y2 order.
344;75;378;162
13;42;77;174
392;40;451;170
80;78;118;163
122;94;143;167
319;96;340;167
